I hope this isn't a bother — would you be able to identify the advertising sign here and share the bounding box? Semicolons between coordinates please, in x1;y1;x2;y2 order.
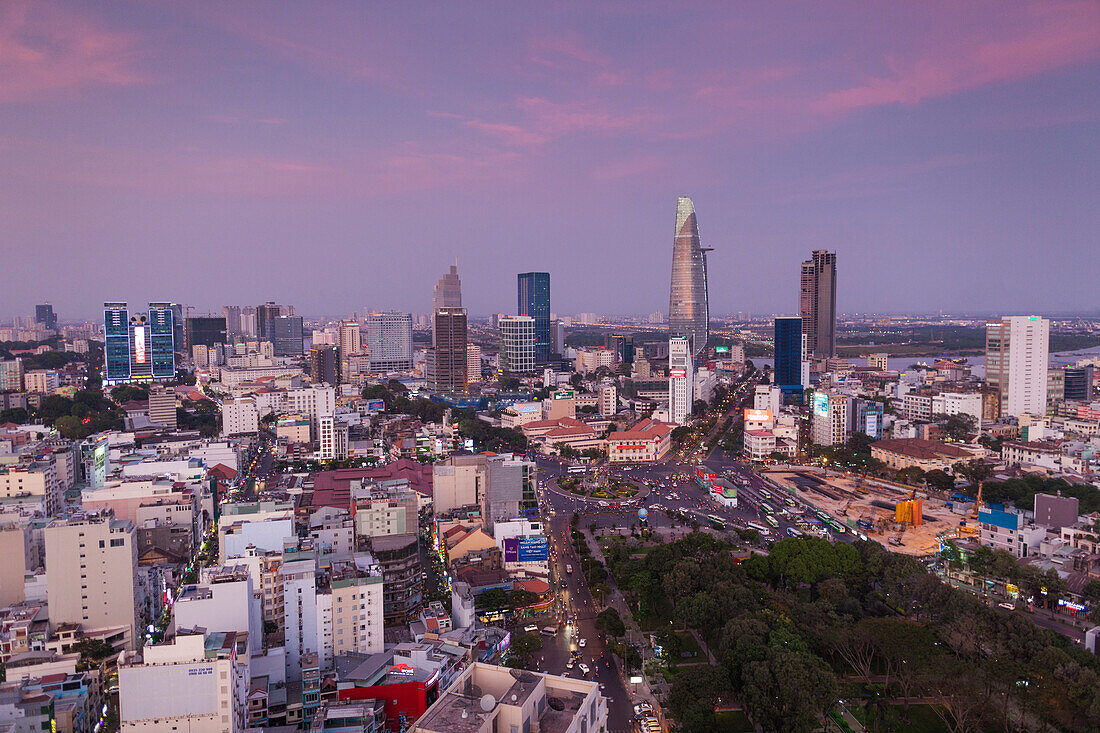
134;326;147;364
553;390;575;400
715;346;729;353
813;392;829;417
669;369;687;378
865;414;879;438
517;536;548;562
365;399;386;412
743;409;773;422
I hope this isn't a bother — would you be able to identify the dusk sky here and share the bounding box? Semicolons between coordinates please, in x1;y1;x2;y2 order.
2;1;1098;321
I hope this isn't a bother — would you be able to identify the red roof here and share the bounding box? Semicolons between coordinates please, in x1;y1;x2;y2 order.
209;464;238;480
304;459;433;511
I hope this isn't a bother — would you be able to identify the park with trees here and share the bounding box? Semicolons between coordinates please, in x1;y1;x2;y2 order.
600;531;1100;732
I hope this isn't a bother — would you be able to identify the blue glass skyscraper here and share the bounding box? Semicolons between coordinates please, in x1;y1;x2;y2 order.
147;303;176;379
517;272;550;365
104;302;131;382
774;316;804;399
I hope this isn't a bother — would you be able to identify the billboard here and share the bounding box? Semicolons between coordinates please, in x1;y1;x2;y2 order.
715;346;729;354
743;409;773;422
865;414;879;438
504;536;549;562
669;369;687;378
553;390;575;400
364;398;386;413
813;392;829;417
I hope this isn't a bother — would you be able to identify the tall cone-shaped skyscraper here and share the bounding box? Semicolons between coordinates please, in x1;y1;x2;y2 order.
668;197;711;356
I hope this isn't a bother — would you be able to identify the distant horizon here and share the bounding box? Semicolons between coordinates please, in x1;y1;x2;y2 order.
5;307;1100;327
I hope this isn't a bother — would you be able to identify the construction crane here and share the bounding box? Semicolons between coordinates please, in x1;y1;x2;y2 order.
971;481;984;519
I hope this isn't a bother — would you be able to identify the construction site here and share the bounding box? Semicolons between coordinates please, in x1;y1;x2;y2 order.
762;468;976;556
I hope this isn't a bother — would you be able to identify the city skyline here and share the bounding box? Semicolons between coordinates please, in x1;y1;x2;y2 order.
1;2;1097;319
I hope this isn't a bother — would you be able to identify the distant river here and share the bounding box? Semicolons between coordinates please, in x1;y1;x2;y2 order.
751;344;1100;379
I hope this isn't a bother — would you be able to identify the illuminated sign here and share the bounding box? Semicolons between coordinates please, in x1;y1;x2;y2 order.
865;414;879;437
813;392;829;417
715;346;729;353
504;536;549;562
669;369;687;379
516;403;541;414
390;663;415;676
1058;599;1086;611
553;390;575;400
744;409;773;422
134;326;147;364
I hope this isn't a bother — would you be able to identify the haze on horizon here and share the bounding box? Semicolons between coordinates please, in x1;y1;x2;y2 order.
1;1;1098;321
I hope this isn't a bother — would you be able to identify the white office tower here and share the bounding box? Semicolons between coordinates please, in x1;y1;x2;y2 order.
119;629;251;732
986;316;1050;417
668;336;695;425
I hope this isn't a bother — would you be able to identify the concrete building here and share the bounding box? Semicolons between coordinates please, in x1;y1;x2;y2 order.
0;459;63;517
428;307;467;396
597;383;617;417
45;513;140;649
754;385;782;415
931;392;983;428
174;565;263;654
1033;493;1079;530
668;336;694;426
118;630;250;732
364;313;414;372
222;398;259;436
978;507;1045;559
0;526;28;607
606;418;673;463
22;370;59;394
311;344;339;386
799;250;837;359
0;359;23;391
869;438;974;472
411;663;606;733
320;564;384;667
466;345;483;386
498;317;537;374
868;353;889;370
517;272;551;365
986;316;1050;417
147;384;177;431
573;348;616;375
811;391;849;446
319;416;349;461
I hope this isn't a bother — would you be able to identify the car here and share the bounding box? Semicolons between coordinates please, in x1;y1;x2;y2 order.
633;703;652;716
578;663;590;675
565;659;575;669
523;624;539;633
578;638;587;648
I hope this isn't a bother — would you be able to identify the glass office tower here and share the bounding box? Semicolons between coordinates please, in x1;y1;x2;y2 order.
517;272;550;365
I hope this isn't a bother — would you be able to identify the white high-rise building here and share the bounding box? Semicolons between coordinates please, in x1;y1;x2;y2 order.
499;316;537;374
811;391;850;446
45;513;140;648
668;336;694;425
364;312;413;372
222;397;259;436
318;415;348;460
466;344;483;385
279;544;318;681
754;385;782;415
986;316;1050;417
598;383;618;417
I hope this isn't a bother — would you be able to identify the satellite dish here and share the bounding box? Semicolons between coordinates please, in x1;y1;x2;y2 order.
480;694;496;712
